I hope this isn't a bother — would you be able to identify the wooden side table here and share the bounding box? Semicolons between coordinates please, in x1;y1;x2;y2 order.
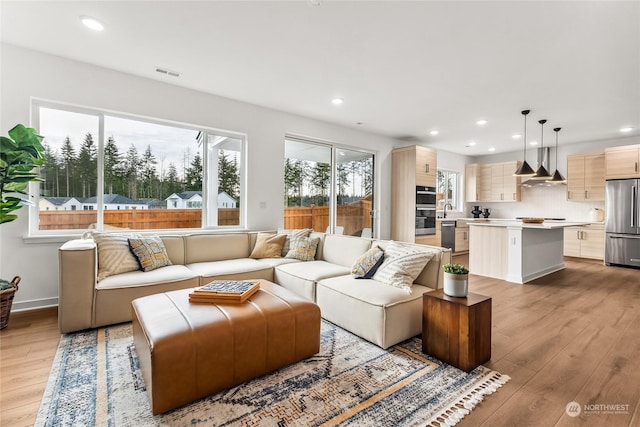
422;289;492;372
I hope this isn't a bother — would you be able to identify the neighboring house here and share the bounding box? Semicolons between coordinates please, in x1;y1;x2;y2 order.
39;197;83;211
166;191;203;209
82;194;148;210
217;191;237;208
139;198;164;209
165;191;237;209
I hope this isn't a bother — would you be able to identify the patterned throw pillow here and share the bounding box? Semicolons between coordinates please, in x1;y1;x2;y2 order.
250;233;287;259
351;246;385;279
91;232;142;281
285;236;320;261
278;228;313;257
372;242;437;293
128;235;172;272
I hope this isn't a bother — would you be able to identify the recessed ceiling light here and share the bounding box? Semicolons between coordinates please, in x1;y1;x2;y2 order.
468;141;477;146
429;130;439;136
529;140;539;146
512;134;521;139
476;120;487;126
80;15;104;31
331;97;344;105
488;147;496;152
620;127;633;133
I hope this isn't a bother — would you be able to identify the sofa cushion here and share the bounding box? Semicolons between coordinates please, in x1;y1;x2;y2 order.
96;265;198;289
285;236;320;261
250;233;286;259
185;234;250;263
316;275;432;349
351;245;384;279
274;260;351;301
372;241;437;293
91;232;141;281
186;258;273;280
322;235;373;268
128;235;173;272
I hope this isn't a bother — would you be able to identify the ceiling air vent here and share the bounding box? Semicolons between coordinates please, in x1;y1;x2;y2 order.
155;67;181;78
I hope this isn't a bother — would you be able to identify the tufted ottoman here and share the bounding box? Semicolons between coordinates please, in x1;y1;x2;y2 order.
131;279;321;414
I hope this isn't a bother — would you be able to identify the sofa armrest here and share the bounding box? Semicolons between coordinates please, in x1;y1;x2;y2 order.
58;239;97;333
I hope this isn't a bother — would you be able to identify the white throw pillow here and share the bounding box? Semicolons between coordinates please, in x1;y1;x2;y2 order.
91;232;141;281
373;241;437;293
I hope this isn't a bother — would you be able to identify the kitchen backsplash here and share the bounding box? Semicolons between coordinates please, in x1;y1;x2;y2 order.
463;184;605;222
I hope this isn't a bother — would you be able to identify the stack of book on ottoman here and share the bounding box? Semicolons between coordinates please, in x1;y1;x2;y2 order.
189;280;260;304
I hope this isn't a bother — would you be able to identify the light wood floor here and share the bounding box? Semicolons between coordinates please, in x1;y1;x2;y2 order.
1;257;638;426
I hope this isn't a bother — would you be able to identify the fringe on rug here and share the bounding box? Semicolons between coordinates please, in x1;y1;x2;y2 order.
424;370;511;427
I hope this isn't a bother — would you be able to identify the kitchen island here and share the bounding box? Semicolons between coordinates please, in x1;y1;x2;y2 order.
469;220;590;284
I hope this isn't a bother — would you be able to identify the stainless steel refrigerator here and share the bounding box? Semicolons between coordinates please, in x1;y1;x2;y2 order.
605;179;640;268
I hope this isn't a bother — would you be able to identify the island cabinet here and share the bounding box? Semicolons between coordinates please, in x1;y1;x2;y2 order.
391;145;438;244
567;153;605;201
564;223;605;260
465;161;521;202
454;220;470;253
605;144;640;179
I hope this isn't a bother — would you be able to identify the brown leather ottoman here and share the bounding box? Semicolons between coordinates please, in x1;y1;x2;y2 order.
131;279;321;415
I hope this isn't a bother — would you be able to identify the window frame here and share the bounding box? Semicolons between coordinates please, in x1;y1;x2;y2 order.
29;99;247;235
437;168;461;212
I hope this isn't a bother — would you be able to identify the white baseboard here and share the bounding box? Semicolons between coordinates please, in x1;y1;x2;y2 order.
11;297;58;312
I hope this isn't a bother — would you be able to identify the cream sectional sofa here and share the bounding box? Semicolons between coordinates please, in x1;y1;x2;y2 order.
58;231;451;349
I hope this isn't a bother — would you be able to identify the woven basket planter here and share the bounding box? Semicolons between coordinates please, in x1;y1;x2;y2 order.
0;276;21;329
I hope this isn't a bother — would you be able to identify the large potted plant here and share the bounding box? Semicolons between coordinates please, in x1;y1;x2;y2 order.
442;263;469;297
0;124;45;328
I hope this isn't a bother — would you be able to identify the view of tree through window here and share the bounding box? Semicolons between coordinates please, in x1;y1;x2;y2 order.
284;139;374;236
36;105;244;231
437;169;460;211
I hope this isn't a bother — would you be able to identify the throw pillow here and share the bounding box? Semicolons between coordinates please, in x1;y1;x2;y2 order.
91;232;141;281
372;241;437;293
351;245;385;279
285;236;320;261
250;233;287;259
278;228;313;257
128;235;173;272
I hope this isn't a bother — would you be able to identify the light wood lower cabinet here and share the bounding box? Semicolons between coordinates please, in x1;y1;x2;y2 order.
563;224;604;260
455;220;469;253
416;235;439;246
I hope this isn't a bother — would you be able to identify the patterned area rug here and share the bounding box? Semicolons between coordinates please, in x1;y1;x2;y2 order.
36;321;509;426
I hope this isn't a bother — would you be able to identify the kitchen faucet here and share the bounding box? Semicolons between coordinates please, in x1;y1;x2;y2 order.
443;202;453;218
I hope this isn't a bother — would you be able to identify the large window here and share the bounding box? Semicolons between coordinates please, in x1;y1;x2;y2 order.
33;102;245;232
284;138;374;237
436;169;460;212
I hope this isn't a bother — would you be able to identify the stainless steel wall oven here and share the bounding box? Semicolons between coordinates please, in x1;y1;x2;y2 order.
416;186;436;235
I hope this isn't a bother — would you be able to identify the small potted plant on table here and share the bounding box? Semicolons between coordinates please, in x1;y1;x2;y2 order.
442;263;469;297
0;124;45;328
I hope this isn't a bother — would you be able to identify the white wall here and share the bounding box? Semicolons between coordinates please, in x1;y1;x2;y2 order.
0;44;397;310
466;135;640;220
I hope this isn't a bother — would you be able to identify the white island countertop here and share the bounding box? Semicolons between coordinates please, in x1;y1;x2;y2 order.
467;220;591;229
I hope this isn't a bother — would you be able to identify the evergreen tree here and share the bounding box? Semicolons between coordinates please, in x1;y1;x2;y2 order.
41;144;60;197
184;152;203;191
140;144;158;198
77;133;97;198
164;162;182;199
124;144;141;199
284;158;306;207
218;150;240;200
311;162;331;206
60;136;75;197
104;137;122;195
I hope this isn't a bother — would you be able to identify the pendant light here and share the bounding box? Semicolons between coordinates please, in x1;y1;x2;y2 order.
514;110;536;176
547;127;566;183
532;119;551;179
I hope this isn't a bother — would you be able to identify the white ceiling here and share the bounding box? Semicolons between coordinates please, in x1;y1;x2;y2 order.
1;1;638;155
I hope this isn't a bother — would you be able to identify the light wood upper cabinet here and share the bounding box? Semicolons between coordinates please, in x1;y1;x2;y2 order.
415;146;437;187
567;153;605;201
605;144;640;179
466;161;521;202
